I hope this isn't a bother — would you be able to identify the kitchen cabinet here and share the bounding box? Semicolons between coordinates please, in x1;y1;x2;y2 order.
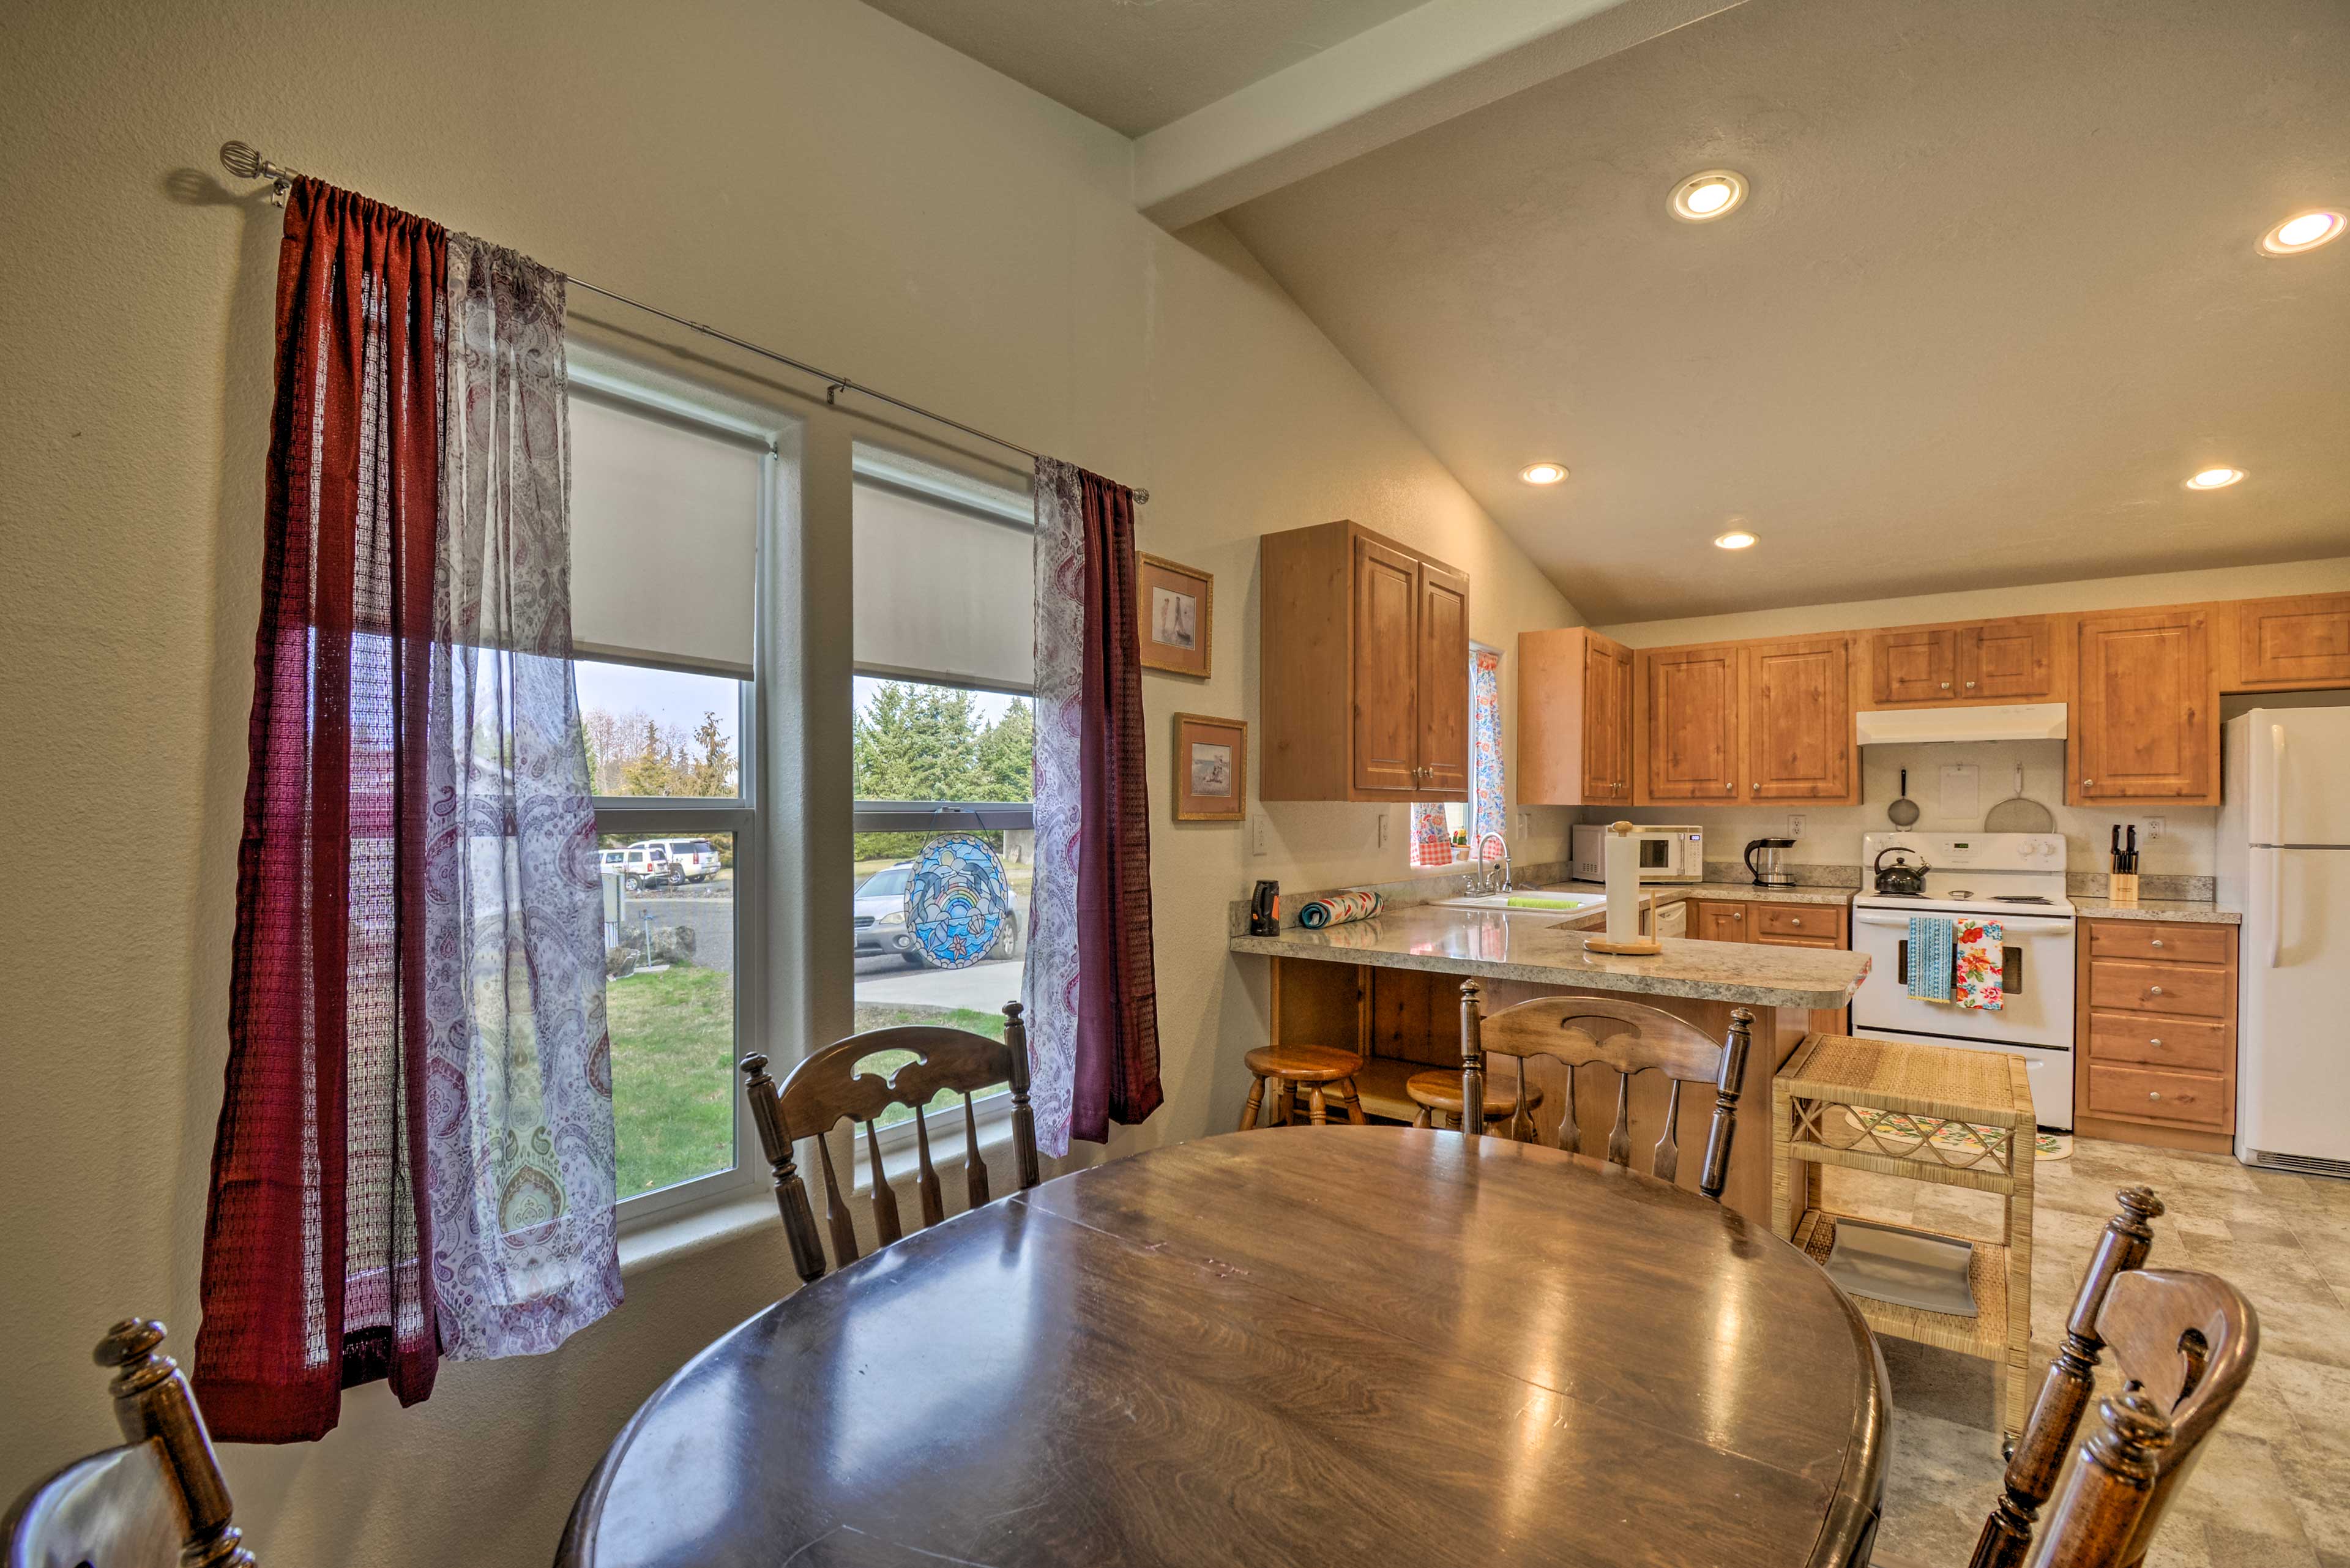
1865;617;2056;706
1687;898;1849;950
2224;591;2350;690
1260;520;1471;802
1744;637;1857;802
2069;605;2218;805
2075;918;2238;1152
1516;627;1632;804
1690;900;1751;943
1636;644;1740;802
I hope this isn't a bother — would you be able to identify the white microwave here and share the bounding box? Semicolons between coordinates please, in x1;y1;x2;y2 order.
1571;824;1705;884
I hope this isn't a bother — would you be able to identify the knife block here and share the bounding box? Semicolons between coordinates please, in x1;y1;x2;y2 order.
2106;872;2139;908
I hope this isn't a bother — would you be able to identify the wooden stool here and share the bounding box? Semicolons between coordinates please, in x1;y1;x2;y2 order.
1407;1068;1543;1137
1240;1045;1368;1129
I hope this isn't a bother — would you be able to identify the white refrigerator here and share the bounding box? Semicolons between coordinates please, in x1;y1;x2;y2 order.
2218;709;2350;1175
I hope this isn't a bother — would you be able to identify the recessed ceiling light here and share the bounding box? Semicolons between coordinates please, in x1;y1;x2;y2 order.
2185;467;2245;490
2260;210;2346;256
1520;462;1569;485
1714;529;1758;550
1670;170;1748;223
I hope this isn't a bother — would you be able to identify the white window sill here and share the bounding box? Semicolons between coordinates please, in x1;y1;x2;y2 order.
616;1094;1020;1277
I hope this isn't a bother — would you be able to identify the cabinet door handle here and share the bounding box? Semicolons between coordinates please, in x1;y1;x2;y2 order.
1940;681;1952;690
2149;1038;2163;1048
2083;778;2095;788
1965;680;1977;689
2150;938;2165;948
2147;985;2164;996
1791;918;1802;927
2148;1091;2163;1102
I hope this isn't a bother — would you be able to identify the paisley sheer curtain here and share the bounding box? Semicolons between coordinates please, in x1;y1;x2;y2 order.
1024;458;1162;1155
199;183;616;1440
422;236;619;1361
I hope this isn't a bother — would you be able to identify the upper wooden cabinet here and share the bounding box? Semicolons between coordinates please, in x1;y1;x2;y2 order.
1866;617;2057;707
1515;628;1632;804
1638;644;1741;802
1261;520;1471;802
2070;606;2218;806
2223;592;2350;691
1745;637;1856;802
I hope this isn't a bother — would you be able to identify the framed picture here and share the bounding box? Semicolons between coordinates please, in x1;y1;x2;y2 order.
1138;553;1212;678
1173;712;1247;822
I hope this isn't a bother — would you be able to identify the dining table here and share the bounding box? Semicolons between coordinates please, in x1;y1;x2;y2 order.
559;1125;1889;1568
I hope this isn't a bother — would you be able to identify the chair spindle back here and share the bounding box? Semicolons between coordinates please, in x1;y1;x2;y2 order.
741;1000;1039;1283
1458;980;1753;1203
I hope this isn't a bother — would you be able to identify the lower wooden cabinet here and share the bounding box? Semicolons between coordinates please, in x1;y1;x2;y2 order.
2075;919;2239;1151
1686;898;1848;949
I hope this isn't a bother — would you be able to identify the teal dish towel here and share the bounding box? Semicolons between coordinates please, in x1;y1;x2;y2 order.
1907;916;1954;1002
1296;889;1382;929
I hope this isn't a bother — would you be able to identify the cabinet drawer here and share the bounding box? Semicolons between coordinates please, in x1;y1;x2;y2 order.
2085;1012;2232;1073
2086;1063;2232;1130
1755;903;1837;940
1755;931;1840;950
2086;960;2232;1019
2086;923;2230;966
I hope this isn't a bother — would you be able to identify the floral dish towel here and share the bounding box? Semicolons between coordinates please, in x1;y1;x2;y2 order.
1954;918;2005;1011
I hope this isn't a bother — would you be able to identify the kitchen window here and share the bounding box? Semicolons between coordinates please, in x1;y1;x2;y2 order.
1411;644;1506;867
849;449;1034;1128
570;363;773;1217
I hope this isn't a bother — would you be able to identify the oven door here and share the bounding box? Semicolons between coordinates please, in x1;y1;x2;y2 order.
1851;912;2076;1050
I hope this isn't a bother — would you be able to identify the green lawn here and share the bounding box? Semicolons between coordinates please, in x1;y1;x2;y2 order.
606;971;1012;1198
607;966;737;1198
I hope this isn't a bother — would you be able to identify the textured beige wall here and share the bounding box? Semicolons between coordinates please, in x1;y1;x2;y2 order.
0;1;1574;1561
1590;558;2350;876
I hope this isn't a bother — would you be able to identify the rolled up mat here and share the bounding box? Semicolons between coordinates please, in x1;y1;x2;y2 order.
1296;889;1383;928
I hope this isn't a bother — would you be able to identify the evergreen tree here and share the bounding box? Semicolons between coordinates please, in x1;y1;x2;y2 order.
687;710;737;796
974;698;1034;801
621;716;681;796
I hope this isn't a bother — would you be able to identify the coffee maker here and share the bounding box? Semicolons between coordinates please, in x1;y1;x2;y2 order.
1744;837;1796;889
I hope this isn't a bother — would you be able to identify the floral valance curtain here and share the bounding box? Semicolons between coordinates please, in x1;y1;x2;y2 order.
198;181;616;1442
1024;458;1162;1154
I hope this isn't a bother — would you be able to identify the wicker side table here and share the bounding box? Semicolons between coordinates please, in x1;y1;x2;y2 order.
1772;1033;2035;1448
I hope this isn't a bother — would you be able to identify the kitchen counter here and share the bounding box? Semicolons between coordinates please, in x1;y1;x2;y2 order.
1656;883;1856;908
2070;898;2242;924
1229;902;1870;1010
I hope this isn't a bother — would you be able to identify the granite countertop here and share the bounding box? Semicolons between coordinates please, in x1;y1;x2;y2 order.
1625;882;1856;909
2071;898;2242;925
1229;903;1871;1009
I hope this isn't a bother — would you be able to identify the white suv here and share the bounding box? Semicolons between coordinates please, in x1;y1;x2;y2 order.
632;838;721;886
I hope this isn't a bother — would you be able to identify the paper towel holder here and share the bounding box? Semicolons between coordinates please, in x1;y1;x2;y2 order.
1586;822;1665;955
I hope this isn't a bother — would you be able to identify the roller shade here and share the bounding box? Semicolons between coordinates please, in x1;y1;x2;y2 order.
569;392;763;678
853;479;1034;690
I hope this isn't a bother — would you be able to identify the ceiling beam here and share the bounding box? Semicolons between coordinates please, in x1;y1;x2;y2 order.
1134;0;1745;231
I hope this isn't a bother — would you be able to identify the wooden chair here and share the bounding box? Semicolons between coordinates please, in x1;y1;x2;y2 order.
2031;1267;2259;1568
1457;979;1753;1203
2;1319;255;1568
1969;1185;2165;1567
1238;1043;1367;1129
740;1000;1039;1285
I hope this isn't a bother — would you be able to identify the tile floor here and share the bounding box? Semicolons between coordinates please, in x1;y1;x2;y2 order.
1822;1137;2350;1567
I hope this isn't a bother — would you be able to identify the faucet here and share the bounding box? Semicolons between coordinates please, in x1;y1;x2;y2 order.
1472;832;1512;897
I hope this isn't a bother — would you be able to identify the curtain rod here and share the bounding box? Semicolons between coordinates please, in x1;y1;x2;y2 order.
218;141;1149;503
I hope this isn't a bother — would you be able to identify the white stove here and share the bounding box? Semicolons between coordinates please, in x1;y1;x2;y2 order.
1852;832;2077;1130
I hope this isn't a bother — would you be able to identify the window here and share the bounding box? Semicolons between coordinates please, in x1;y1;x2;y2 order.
849;449;1032;1128
1411;645;1506;868
570;367;771;1213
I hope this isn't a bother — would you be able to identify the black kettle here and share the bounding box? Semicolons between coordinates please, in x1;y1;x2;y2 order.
1872;847;1929;897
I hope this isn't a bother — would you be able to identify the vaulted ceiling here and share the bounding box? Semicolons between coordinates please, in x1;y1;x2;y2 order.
868;0;2350;622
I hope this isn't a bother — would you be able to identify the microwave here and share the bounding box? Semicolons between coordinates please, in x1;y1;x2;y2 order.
1570;824;1704;884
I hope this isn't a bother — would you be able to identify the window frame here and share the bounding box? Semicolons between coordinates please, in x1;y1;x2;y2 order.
570;364;780;1231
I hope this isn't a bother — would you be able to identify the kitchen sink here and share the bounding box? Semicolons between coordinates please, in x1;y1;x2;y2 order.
1431;889;1606;914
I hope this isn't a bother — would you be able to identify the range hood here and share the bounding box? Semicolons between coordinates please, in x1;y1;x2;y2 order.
1856;703;2067;745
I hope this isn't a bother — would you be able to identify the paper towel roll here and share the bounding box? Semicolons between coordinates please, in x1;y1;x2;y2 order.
1604;821;1642;942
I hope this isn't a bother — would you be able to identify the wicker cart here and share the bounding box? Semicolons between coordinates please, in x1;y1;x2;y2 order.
1772;1033;2036;1449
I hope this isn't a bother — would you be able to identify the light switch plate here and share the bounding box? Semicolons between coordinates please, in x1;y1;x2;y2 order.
1251;813;1269;856
1516;811;1531;838
1374;811;1387;849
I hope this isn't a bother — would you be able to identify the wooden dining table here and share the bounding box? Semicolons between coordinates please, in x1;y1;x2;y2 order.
559;1126;1888;1568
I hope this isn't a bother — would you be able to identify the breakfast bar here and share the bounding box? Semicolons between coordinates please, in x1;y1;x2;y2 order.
1231;903;1873;1225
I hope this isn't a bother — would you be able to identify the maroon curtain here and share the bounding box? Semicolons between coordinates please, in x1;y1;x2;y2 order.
1069;472;1162;1140
196;181;446;1441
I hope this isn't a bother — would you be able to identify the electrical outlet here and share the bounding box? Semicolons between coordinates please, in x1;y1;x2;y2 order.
1251;813;1269;857
1788;814;1807;838
2147;817;2165;841
1375;811;1388;849
1516;811;1531;839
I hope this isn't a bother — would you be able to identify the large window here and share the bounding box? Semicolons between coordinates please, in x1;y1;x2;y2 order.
1411;645;1506;868
849;450;1032;1126
570;367;769;1211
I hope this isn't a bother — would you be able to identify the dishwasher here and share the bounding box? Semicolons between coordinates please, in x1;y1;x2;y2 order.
1654;899;1688;939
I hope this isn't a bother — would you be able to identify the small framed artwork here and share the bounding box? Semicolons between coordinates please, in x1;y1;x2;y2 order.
1173;712;1247;822
1138;553;1213;678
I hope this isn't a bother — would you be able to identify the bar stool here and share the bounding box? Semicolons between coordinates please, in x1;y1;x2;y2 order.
1239;1044;1368;1129
1407;1066;1542;1137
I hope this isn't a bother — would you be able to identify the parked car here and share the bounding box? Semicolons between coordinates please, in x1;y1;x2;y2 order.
641;837;722;884
854;862;925;966
618;842;679;892
599;849;627;878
